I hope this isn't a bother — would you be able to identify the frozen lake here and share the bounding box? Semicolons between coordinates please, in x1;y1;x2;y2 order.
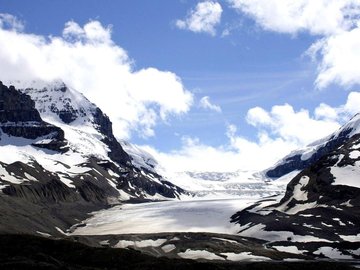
72;198;257;235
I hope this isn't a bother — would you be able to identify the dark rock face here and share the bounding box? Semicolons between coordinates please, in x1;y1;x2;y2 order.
0;82;67;152
0;83;42;123
93;107;131;165
266;124;353;178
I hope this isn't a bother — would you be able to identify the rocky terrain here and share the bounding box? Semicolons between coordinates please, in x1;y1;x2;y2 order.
0;80;359;269
0;81;186;235
231;114;360;260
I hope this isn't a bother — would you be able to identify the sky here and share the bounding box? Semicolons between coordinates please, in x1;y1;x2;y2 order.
0;0;360;173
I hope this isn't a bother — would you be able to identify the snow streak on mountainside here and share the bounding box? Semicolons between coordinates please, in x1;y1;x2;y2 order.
231;114;360;260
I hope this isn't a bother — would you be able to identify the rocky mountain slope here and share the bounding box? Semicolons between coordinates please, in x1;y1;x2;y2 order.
231;114;360;260
0;81;186;235
265;114;360;178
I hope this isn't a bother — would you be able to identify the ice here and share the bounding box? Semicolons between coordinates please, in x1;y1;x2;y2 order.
71;198;255;235
178;249;225;261
221;252;271;261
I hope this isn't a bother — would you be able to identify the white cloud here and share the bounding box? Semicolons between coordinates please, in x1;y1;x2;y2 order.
315;91;360;121
246;104;341;145
141;92;360;173
176;1;223;36
228;0;360;36
199;96;222;112
227;1;360;89
0;15;193;139
0;13;24;32
308;25;360;88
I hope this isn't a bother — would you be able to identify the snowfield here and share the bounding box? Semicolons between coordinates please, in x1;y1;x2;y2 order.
72;198;256;235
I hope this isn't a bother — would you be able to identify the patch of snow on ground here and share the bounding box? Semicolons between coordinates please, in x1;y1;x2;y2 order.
178;249;225;261
115;239;167;249
349;248;360;256
340;234;360;242
162;244;176;253
331;164;360;188
36;231;52;237
314;247;353;259
71;198;255;235
115;240;134;249
272;246;306;254
350;150;360;159
239;224;331;243
292;176;309;201
221;252;271;261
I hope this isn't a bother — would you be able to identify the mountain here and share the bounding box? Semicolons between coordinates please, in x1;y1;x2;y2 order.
231;114;360;260
0;81;186;235
265;114;360;178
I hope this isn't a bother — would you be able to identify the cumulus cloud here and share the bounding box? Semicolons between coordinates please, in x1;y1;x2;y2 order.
227;0;360;89
140;91;360;173
228;0;360;35
308;25;360;88
176;1;223;36
0;14;193;139
199;96;222;112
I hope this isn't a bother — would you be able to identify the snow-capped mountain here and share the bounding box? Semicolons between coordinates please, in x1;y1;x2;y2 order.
0;81;186;235
231;114;360;260
265;113;360;178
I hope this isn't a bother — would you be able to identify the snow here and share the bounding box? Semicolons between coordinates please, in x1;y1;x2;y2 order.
36;231;52;237
162;244;176;253
314;247;353;259
339;234;360;242
238;224;331;243
349;248;360;256
0;164;24;184
116;239;167;249
178;249;225;261
350;150;360;159
221;252;271;261
333;218;346;226
331;162;360;188
272;246;306;254
285;202;317;215
120;141;158;173
24;172;38;182
292;176;309;201
71;198;255;235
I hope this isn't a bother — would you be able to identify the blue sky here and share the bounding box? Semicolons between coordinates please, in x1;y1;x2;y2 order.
1;0;360;172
